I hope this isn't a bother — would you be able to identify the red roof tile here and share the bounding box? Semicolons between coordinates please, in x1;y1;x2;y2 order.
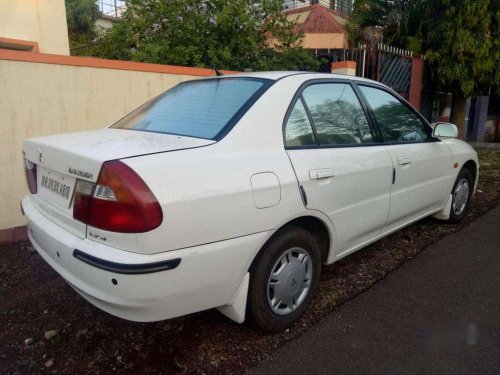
284;4;347;34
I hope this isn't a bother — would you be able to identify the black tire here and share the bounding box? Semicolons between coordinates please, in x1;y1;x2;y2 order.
248;226;321;332
448;167;474;223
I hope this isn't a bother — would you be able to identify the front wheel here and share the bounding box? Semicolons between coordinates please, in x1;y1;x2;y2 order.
248;226;321;332
448;168;474;223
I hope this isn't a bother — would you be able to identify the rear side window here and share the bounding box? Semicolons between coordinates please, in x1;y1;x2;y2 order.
112;78;268;140
284;99;316;147
301;83;373;145
359;86;430;143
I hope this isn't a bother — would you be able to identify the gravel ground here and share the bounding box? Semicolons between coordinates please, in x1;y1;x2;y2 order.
1;148;499;375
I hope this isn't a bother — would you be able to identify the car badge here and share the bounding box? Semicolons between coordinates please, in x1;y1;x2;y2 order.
38;148;44;163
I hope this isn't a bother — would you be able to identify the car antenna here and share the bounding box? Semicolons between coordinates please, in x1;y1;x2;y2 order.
211;63;224;76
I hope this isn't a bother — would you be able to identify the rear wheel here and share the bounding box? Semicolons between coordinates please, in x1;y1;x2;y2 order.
448;168;473;223
248;226;321;332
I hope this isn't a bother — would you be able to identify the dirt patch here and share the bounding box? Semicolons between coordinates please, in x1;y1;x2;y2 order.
1;148;499;375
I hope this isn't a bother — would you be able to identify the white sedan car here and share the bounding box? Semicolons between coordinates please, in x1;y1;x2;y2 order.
22;72;478;332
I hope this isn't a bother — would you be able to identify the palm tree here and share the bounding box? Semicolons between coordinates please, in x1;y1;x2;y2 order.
346;0;426;53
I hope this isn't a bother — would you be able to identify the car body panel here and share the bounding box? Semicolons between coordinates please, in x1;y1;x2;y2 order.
23;195;272;322
382;141;454;233
23;128;214;182
441;138;480;189
23;129;214;238
287;146;393;255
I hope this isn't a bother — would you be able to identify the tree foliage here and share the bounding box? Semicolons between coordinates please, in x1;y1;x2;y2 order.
423;0;499;137
347;0;426;52
65;0;101;54
347;0;499;137
348;0;499;96
95;0;318;71
424;0;499;97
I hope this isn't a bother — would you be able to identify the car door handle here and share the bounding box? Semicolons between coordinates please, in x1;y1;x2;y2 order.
309;169;334;180
397;156;412;165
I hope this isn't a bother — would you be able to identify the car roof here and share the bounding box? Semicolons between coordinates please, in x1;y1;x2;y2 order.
217;71;387;86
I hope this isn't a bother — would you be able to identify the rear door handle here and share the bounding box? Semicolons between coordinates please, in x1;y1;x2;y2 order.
309;168;334;180
397;156;412;165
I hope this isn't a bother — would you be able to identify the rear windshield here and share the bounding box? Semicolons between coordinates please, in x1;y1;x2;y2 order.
112;78;270;140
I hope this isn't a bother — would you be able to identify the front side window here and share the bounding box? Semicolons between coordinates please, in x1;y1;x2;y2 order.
359;86;430;143
301;83;373;145
112;78;268;140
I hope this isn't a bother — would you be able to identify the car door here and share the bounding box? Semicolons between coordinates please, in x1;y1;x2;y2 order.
356;84;453;234
285;80;393;256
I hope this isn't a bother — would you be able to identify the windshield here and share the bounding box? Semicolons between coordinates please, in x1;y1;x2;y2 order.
112;78;270;140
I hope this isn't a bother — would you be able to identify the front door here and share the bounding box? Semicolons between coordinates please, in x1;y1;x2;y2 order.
357;85;453;233
284;81;393;256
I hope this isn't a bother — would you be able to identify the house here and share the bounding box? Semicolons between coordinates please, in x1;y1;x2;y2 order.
283;3;350;53
95;0;127;31
284;0;353;17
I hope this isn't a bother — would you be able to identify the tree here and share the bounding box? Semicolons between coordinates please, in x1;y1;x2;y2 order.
65;0;101;55
424;0;499;138
347;0;499;138
346;0;427;53
95;0;318;71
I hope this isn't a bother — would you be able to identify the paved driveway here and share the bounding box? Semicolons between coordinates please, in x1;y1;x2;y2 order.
249;206;500;375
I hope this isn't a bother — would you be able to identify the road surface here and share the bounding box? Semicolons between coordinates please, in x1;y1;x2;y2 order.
249;206;500;375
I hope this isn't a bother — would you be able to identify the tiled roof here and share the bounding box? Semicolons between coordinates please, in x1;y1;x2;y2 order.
283;4;347;34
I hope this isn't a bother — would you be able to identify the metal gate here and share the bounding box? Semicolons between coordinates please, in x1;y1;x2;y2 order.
316;44;413;99
377;45;412;99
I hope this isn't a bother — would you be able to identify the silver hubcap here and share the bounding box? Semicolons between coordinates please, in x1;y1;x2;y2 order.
453;178;470;215
267;247;313;315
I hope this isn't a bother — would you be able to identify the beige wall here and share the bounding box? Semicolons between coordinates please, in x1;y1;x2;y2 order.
0;59;200;230
0;0;70;54
301;33;348;49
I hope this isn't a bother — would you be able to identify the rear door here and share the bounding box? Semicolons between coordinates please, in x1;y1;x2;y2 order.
356;84;453;233
285;80;393;256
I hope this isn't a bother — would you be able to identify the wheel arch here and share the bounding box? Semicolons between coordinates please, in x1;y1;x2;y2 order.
462;159;478;190
251;215;332;270
219;214;333;324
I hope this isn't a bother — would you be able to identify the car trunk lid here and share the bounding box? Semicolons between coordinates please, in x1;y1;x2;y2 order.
23;128;214;237
24;128;214;183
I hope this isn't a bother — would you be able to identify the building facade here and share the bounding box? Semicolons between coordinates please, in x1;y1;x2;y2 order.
284;0;353;17
0;0;70;55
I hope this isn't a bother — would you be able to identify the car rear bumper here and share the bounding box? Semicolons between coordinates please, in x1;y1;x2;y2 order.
22;195;269;322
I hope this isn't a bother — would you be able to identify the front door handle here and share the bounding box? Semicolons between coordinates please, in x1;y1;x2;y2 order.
397;156;412;165
309;168;334;180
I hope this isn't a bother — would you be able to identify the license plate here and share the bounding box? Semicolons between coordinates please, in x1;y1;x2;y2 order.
37;167;76;208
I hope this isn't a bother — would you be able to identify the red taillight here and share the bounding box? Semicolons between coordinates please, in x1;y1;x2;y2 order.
24;159;37;194
73;161;163;233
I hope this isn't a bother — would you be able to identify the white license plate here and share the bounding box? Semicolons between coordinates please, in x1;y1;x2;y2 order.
37;167;76;208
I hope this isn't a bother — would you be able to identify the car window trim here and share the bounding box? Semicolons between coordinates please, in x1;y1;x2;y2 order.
299;95;320;146
350;82;383;142
282;78;381;149
352;81;439;145
212;77;275;141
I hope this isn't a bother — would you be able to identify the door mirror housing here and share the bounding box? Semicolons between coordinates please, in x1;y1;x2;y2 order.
433;122;458;138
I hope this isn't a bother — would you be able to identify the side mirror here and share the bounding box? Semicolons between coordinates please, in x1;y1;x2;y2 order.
433;122;458;138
